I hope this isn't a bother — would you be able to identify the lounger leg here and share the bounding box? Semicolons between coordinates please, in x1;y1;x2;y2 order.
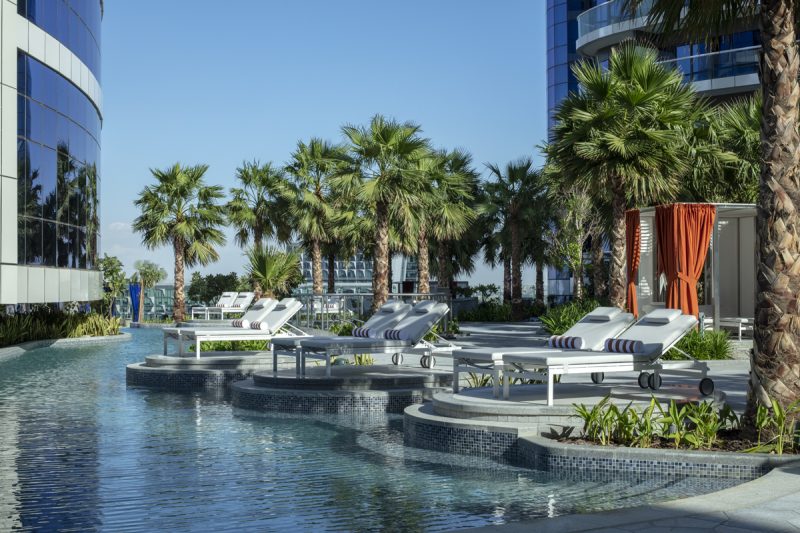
272;345;278;374
163;335;167;356
547;372;554;407
492;366;499;399
452;359;460;394
325;351;331;377
196;340;201;359
503;365;510;400
297;348;303;376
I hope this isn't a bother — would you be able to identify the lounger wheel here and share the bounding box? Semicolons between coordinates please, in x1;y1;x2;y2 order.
638;373;650;389
699;378;715;396
648;373;662;391
391;353;403;365
590;372;604;384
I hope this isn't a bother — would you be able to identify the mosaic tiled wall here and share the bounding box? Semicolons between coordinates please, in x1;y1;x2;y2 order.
125;364;254;389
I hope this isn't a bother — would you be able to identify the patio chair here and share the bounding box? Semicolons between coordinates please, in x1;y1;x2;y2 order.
294;300;451;377
270;299;412;371
453;306;635;398
501;309;710;405
163;298;306;358
217;292;256;320
190;292;238;320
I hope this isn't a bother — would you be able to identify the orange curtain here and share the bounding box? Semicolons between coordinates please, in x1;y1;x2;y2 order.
655;204;716;317
625;209;641;318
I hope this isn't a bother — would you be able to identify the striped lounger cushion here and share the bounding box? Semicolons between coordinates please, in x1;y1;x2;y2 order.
231;319;250;329
352;327;370;338
250;321;269;331
548;336;585;349
383;329;406;341
604;338;644;353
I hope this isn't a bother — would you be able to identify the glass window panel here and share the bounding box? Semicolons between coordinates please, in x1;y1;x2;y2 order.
42;221;57;266
78;228;87;269
18;216;26;264
57;223;70;267
26;217;42;265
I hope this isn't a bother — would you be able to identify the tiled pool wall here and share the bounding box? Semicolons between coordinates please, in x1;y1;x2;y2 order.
126;363;257;389
403;410;794;481
232;382;448;414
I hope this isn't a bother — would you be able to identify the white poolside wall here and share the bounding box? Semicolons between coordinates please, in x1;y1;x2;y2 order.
637;208;756;320
0;0;103;304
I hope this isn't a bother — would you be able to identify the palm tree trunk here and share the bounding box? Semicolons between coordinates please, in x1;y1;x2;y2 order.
608;181;627;309
311;239;323;296
510;216;523;320
503;256;511;303
327;253;335;293
371;201;390;313
387;251;393;293
138;285;144;322
535;262;544;305
592;229;606;299
573;262;583;301
417;226;430;294
438;243;450;296
173;238;186;322
745;0;800;432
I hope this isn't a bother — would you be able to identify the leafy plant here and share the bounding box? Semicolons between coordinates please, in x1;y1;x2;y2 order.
747;399;800;455
658;401;690;449
684;401;723;450
665;330;731;360
0;309;121;347
352;353;375;366
540;299;600;335
200;340;270;352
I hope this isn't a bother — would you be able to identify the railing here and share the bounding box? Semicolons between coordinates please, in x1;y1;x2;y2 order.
577;0;654;38
659;46;759;83
291;292;454;333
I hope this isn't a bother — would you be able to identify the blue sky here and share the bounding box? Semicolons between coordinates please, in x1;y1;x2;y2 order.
100;0;548;285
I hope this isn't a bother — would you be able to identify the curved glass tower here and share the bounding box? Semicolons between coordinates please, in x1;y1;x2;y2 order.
0;0;102;304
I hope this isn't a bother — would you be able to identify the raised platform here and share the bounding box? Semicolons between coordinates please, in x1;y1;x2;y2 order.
404;380;727;461
232;364;453;414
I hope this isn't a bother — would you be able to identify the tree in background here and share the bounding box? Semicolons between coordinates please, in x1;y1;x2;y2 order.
341;115;429;312
187;272;240;305
227;161;292;249
131;260;167;322
245;246;303;299
97;254;126;318
549;43;699;309
627;0;800;433
133;163;227;322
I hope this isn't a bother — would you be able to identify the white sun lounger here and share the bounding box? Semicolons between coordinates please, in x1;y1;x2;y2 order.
190;292;239;320
501;309;709;405
294;300;451;377
453;307;635;398
270;299;413;372
164;298;305;358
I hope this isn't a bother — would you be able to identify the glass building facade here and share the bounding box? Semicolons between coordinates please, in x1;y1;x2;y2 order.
546;0;584;134
15;2;101;271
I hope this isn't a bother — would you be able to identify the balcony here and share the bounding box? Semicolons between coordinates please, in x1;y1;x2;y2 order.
576;0;655;55
660;46;759;96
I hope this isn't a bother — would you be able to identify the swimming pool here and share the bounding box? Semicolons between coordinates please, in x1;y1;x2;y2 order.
0;328;742;531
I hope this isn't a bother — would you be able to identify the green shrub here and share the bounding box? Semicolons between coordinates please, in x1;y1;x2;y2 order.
200;340;270;352
665;330;731;360
459;302;544;322
0;308;121;347
328;321;354;336
540;299;600;335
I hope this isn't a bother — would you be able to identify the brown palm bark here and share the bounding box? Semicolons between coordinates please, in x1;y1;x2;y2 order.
535;261;544;305
371;201;390;313
438;243;451;296
173;238;185;322
503;256;511;303
746;0;800;430
138;283;145;322
608;180;627;309
510;215;524;320
592;229;606;299
573;262;583;301
387;251;393;293
311;239;323;296
327;253;335;293
417;226;430;294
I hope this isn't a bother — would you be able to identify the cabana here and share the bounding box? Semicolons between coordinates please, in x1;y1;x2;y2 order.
630;203;756;339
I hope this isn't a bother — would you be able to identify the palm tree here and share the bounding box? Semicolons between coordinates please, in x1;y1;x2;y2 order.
133;163;226;322
485;159;547;320
285;139;348;296
625;0;800;431
245;246;303;299
227;161;292;249
341;115;429;312
132;260;167;322
549;43;699;309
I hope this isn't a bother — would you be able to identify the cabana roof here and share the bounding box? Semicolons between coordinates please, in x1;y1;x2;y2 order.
639;203;755;219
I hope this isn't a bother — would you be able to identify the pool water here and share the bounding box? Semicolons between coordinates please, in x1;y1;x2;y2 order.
0;328;742;532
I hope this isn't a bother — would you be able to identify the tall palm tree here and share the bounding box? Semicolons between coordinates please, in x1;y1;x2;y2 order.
485;159;547;320
285;138;348;296
133;163;226;322
626;0;800;431
245;246;303;299
227;161;292;249
549;43;698;309
132;260;167;322
341;115;429;312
